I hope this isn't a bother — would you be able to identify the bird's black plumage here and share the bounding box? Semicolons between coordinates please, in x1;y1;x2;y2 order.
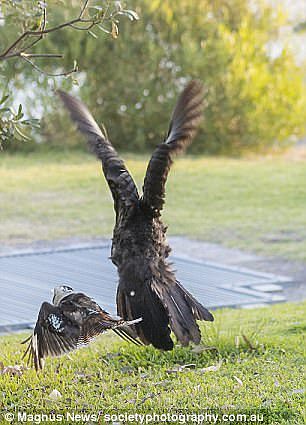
23;288;142;371
58;80;214;351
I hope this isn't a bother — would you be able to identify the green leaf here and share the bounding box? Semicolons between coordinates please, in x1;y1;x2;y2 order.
88;30;98;39
16;104;24;120
119;9;139;21
89;5;103;11
21;119;40;128
14;125;30;141
97;25;110;34
0;94;9;106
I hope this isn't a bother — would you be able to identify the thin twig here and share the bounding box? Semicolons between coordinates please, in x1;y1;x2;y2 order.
0;17;81;58
20;53;63;59
22;56;77;77
68;22;96;31
0;0;132;77
79;0;90;18
19;5;47;54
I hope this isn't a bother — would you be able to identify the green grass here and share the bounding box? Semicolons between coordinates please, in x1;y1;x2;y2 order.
0;302;305;424
0;150;306;260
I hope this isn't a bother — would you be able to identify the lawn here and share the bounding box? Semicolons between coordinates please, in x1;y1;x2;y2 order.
0;150;306;260
0;302;305;424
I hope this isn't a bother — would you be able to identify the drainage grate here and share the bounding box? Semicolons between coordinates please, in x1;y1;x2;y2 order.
0;244;291;332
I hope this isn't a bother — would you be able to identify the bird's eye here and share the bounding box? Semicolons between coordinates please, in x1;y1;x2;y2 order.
62;285;73;292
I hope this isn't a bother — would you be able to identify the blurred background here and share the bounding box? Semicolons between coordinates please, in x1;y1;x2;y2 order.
0;0;306;268
1;0;306;154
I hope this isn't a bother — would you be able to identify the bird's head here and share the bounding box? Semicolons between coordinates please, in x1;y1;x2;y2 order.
52;285;74;305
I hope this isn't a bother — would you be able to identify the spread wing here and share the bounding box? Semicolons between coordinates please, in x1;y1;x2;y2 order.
57;90;139;214
60;293;142;347
22;302;81;371
141;80;204;215
22;296;142;370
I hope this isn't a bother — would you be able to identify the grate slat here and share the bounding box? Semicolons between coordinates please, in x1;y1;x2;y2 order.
0;245;291;332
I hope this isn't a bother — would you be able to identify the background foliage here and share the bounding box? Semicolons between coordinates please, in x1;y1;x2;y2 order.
1;0;306;154
0;0;138;147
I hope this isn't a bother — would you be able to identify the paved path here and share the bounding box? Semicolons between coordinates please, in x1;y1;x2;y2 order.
0;238;297;334
168;237;306;302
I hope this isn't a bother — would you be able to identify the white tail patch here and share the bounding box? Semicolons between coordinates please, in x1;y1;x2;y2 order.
124;317;142;326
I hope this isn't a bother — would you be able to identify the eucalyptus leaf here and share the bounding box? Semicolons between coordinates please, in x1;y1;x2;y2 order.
0;94;9;105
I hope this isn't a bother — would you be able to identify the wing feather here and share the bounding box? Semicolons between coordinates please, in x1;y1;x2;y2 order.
23;296;142;370
22;302;80;371
142;80;204;214
57;90;139;213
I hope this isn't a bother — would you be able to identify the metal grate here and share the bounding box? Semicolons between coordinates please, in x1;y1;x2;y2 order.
0;244;291;332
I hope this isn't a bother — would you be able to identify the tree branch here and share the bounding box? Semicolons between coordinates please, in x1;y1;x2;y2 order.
22;56;78;77
0;17;81;59
0;0;114;63
79;0;90;18
21;53;64;59
0;1;138;77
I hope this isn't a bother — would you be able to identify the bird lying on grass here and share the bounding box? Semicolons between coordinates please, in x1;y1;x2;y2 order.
58;80;214;351
22;285;142;371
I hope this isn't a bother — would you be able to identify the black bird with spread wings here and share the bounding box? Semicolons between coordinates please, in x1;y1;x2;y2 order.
23;285;142;370
58;80;214;351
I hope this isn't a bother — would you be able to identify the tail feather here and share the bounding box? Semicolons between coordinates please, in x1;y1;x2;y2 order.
113;327;143;346
117;282;173;350
112;317;143;346
151;279;213;347
117;277;213;349
174;281;214;322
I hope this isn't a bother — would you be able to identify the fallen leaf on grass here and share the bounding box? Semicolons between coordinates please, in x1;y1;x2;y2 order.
48;389;62;401
191;345;218;354
199;361;222;373
152;380;171;387
74;389;85;398
72;371;96;384
291;388;305;395
166;367;181;374
221;404;236;409
139;393;156;404
120;366;134;374
166;363;196;374
0;363;28;376
105;352;121;359
181;363;196;369
193;384;202;391
233;375;243;386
